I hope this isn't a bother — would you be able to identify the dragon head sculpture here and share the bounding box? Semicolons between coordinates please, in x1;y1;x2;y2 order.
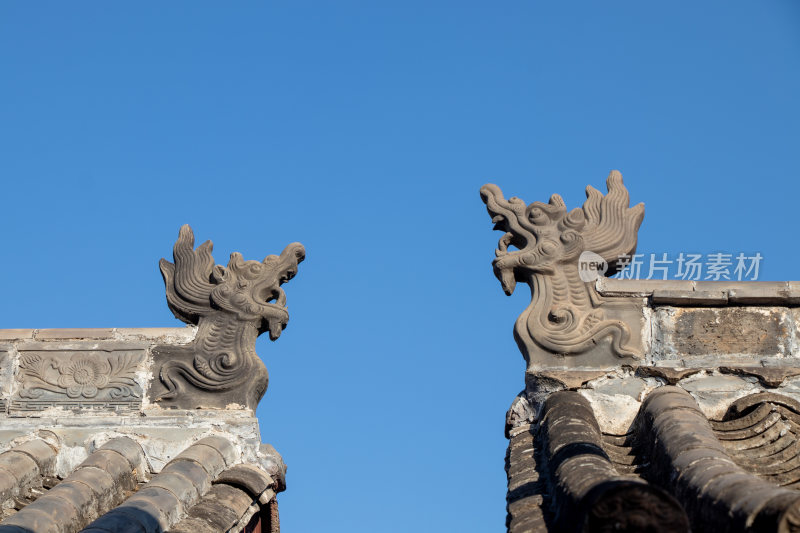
160;225;305;339
152;225;305;409
480;170;644;295
480;171;645;362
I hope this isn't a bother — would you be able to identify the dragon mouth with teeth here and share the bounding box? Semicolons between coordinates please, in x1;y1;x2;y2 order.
199;240;306;340
480;183;570;295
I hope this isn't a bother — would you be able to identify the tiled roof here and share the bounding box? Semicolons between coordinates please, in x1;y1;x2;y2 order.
507;388;800;532
0;436;279;533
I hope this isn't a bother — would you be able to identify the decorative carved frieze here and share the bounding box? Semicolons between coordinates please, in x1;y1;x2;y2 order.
11;349;144;413
9;398;141;412
480;171;647;369
148;225;305;410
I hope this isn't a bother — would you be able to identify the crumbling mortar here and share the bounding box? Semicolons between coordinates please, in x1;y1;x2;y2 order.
642;305;654;366
139;344;156;411
790;308;800;358
523;379;567;427
650;307;676;361
5;342;21;406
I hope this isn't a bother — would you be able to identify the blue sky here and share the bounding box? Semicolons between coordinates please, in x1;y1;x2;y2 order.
1;2;799;531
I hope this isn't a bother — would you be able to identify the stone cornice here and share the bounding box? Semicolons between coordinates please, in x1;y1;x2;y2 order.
597;278;800;305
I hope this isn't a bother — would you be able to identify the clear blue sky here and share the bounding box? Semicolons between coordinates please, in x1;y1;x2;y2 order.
1;2;799;531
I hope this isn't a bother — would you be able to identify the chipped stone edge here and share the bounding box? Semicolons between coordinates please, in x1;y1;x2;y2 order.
515;367;800;436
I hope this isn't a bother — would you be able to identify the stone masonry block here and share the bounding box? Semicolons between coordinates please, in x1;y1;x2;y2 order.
34;329;114;340
652;307;794;364
0;329;34;340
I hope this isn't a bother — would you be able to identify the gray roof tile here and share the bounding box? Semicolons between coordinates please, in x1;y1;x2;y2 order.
0;440;59;520
0;413;279;532
507;387;800;532
31;437;282;533
213;464;274;498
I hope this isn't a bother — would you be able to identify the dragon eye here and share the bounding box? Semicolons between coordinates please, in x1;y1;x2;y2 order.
540;240;558;255
528;207;548;225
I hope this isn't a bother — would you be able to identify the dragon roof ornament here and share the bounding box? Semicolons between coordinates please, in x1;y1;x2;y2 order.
149;225;305;410
480;171;647;369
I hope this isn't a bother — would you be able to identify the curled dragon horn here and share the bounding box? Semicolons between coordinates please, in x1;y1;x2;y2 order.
581;170;645;273
160;224;215;325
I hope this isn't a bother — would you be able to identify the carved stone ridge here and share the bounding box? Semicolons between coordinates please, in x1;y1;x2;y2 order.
148;225;305;410
480;171;646;369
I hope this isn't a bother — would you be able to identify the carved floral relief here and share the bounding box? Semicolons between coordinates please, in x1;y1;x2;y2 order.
11;350;144;412
17;351;142;399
